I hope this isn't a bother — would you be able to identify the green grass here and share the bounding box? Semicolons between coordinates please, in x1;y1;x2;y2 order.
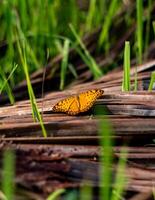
98;107;128;200
111;147;128;200
46;188;66;200
148;72;155;91
99;115;114;200
16;35;47;138
0;64;17;104
153;21;155;33
0;1;153;94
148;21;155;91
2;150;15;200
136;0;143;64
60;39;70;90
98;0;119;49
86;0;97;32
69;24;103;79
122;41;130;91
0;0;83;91
80;183;92;200
144;0;152;59
134;0;143;91
0;64;18;96
68;63;78;79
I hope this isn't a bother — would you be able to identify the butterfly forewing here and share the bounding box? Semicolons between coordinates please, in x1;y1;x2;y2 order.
78;89;104;112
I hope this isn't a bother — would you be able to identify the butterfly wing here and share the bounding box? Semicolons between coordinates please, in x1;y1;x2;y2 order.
67;96;80;115
52;89;104;115
78;89;104;113
52;96;76;113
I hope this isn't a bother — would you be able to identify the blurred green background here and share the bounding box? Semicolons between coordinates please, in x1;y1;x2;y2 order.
0;0;154;98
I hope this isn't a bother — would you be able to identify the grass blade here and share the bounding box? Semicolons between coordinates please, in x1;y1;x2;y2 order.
134;65;138;91
80;183;92;200
69;24;102;79
16;19;40;69
2;150;15;200
98;0;118;48
86;0;97;31
144;0;152;59
153;21;155;34
60;39;70;90
136;0;143;64
111;147;128;200
149;22;155;91
122;41;130;91
46;189;65;200
16;35;47;138
68;64;78;78
148;71;155;91
99;115;114;200
0;64;18;94
0;66;15;104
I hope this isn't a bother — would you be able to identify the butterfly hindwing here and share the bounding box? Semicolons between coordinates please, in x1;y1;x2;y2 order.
52;96;75;113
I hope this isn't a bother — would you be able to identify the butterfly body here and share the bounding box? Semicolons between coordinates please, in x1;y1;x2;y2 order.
52;89;104;115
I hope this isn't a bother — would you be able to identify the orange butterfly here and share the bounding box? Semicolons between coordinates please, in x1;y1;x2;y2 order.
52;89;104;115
